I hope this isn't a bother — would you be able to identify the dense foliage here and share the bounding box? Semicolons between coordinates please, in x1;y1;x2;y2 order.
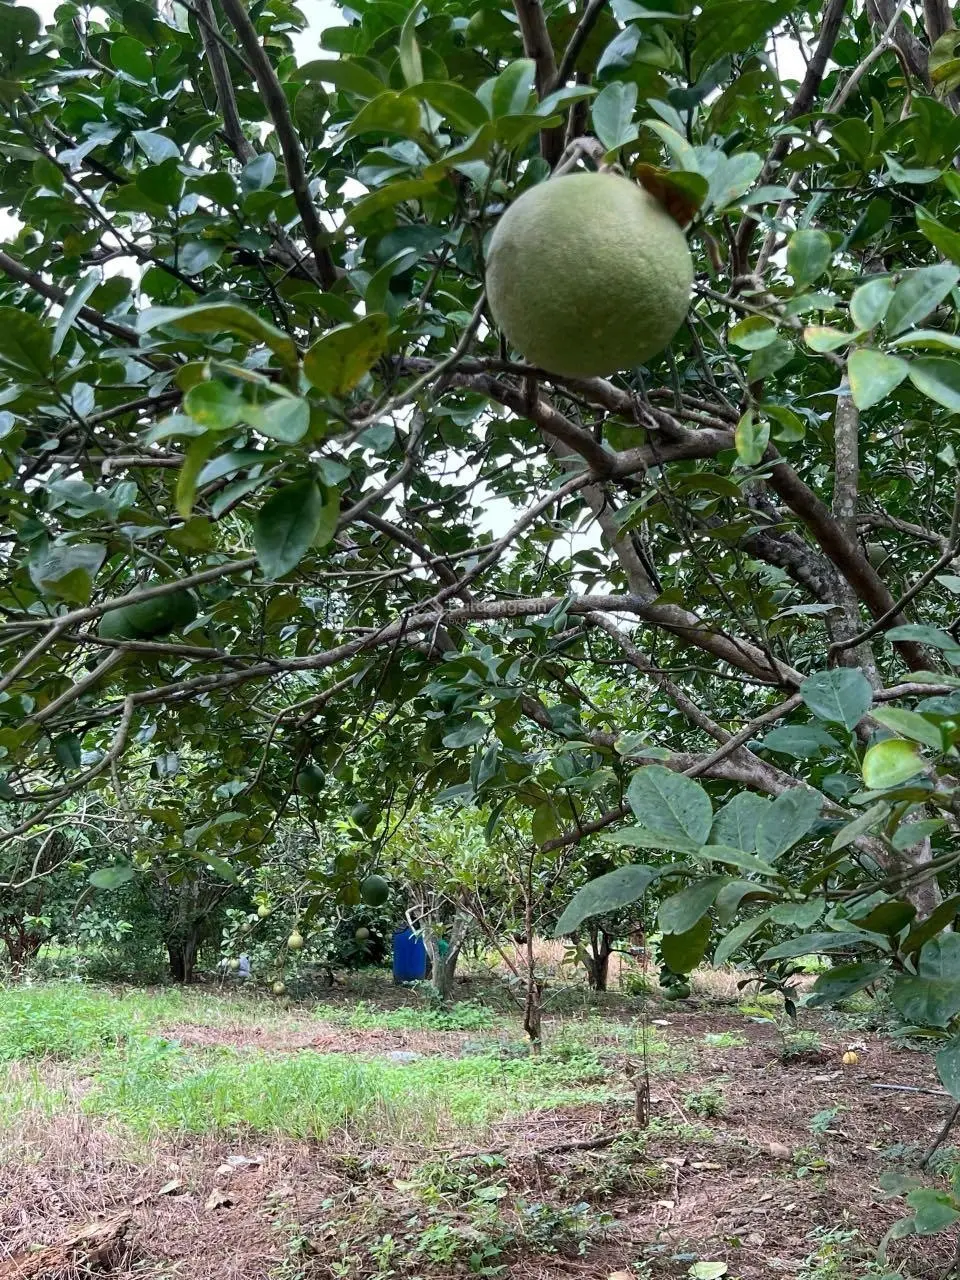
6;0;960;1111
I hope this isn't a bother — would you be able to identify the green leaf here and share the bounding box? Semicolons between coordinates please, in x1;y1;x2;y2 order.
729;316;778;350
746;337;792;380
891;819;946;852
847;348;909;409
916;207;960;266
806;961;889;1007
698;844;780;878
937;1038;960;1099
304;314;389;396
132;129;179;163
689;1264;727;1280
247;395;311;444
491;59;536;117
710;792;770;853
343;178;440;226
800;667;873;730
889;329;960;353
407;82;488;133
179;241;223;274
661;915;712;974
734;409;769;466
692;0;796;75
862;738;925;789
803;325;849;353
138;302;299;380
872;708;944;750
760;724;840;758
240;152;277;193
626;765;713;850
591;80;639;152
908;358;960;413
398;1;424;87
761;930;879;961
254;479;329;579
295;58;386;98
30;543;105;604
886;622;960;651
714;914;767;966
111;35;151;80
183;380;246;429
850;277;894;330
906;1188;960;1235
175;433;218;518
51;270;101;355
787;228;832;286
659;876;730;935
886;263;960;335
830;800;890;852
0;308;52;378
893;935;960;1026
755;788;822;861
89;865;136;889
554;864;661;935
343;92;423;140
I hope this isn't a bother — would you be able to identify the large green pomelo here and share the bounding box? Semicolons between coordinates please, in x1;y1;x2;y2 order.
295;763;326;797
98;584;198;641
360;874;390;907
485;172;693;378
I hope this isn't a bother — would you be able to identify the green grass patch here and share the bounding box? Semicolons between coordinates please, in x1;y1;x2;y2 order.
0;984;145;1060
321;997;501;1033
85;1042;618;1142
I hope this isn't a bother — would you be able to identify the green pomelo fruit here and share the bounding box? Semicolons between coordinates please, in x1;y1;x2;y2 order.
360;874;390;907
485;172;693;378
288;931;304;951
355;926;370;941
228;958;240;971
257;904;271;919
295;763;325;797
272;980;286;995
98;584;198;641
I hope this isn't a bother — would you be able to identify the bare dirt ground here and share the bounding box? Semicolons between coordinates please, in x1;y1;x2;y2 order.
1;997;956;1279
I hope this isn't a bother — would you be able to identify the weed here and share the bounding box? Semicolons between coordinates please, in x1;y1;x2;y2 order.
0;985;143;1060
797;1226;892;1279
809;1106;844;1137
683;1085;725;1119
702;1030;745;1048
778;1028;824;1062
327;997;498;1033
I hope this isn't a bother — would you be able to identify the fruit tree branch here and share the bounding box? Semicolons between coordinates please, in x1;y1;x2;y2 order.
511;0;564;166
217;0;338;289
551;0;610;91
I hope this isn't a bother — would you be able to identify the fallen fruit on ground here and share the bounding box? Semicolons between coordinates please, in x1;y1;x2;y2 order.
360;874;390;907
271;980;286;995
842;1050;859;1065
485;171;693;378
97;584;198;641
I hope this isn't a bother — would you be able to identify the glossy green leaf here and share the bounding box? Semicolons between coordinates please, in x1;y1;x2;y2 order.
908;358;960;413
138;302;299;379
591;80;639;152
847;348;909;409
554;864;661;935
398;1;424;87
660;915;711;974
801;668;872;729
304;314;389;396
626;764;713;850
754;788;822;861
787;228;832;286
872;707;944;750
254;478;328;580
886;263;960;335
659;876;730;935
710;792;770;853
862;738;925;789
734;409;769;466
849;276;894;330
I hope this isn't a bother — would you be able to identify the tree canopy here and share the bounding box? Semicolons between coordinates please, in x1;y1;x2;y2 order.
5;0;960;1047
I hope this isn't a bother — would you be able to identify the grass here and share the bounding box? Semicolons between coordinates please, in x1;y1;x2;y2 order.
322;997;501;1033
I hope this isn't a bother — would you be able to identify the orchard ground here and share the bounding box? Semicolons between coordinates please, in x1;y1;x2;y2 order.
0;959;956;1280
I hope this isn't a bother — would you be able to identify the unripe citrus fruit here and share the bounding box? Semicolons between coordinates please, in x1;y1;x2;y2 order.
287;930;304;951
486;172;693;378
228;958;240;971
295;763;325;797
98;583;197;641
360;874;389;907
355;926;370;941
272;980;286;995
257;905;270;919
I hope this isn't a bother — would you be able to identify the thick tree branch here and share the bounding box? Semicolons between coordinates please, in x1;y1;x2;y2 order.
551;0;609;91
0;250;139;344
194;0;256;163
511;0;564;166
217;0;337;289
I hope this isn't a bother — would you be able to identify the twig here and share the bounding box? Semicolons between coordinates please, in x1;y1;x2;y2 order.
0;250;139;344
922;1101;960;1168
870;1083;950;1096
551;0;610;91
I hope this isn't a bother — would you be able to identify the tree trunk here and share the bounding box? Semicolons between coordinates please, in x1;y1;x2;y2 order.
1;920;44;975
583;925;613;992
166;934;199;984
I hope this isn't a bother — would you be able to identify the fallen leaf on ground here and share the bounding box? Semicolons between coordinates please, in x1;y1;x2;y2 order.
205;1188;233;1211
